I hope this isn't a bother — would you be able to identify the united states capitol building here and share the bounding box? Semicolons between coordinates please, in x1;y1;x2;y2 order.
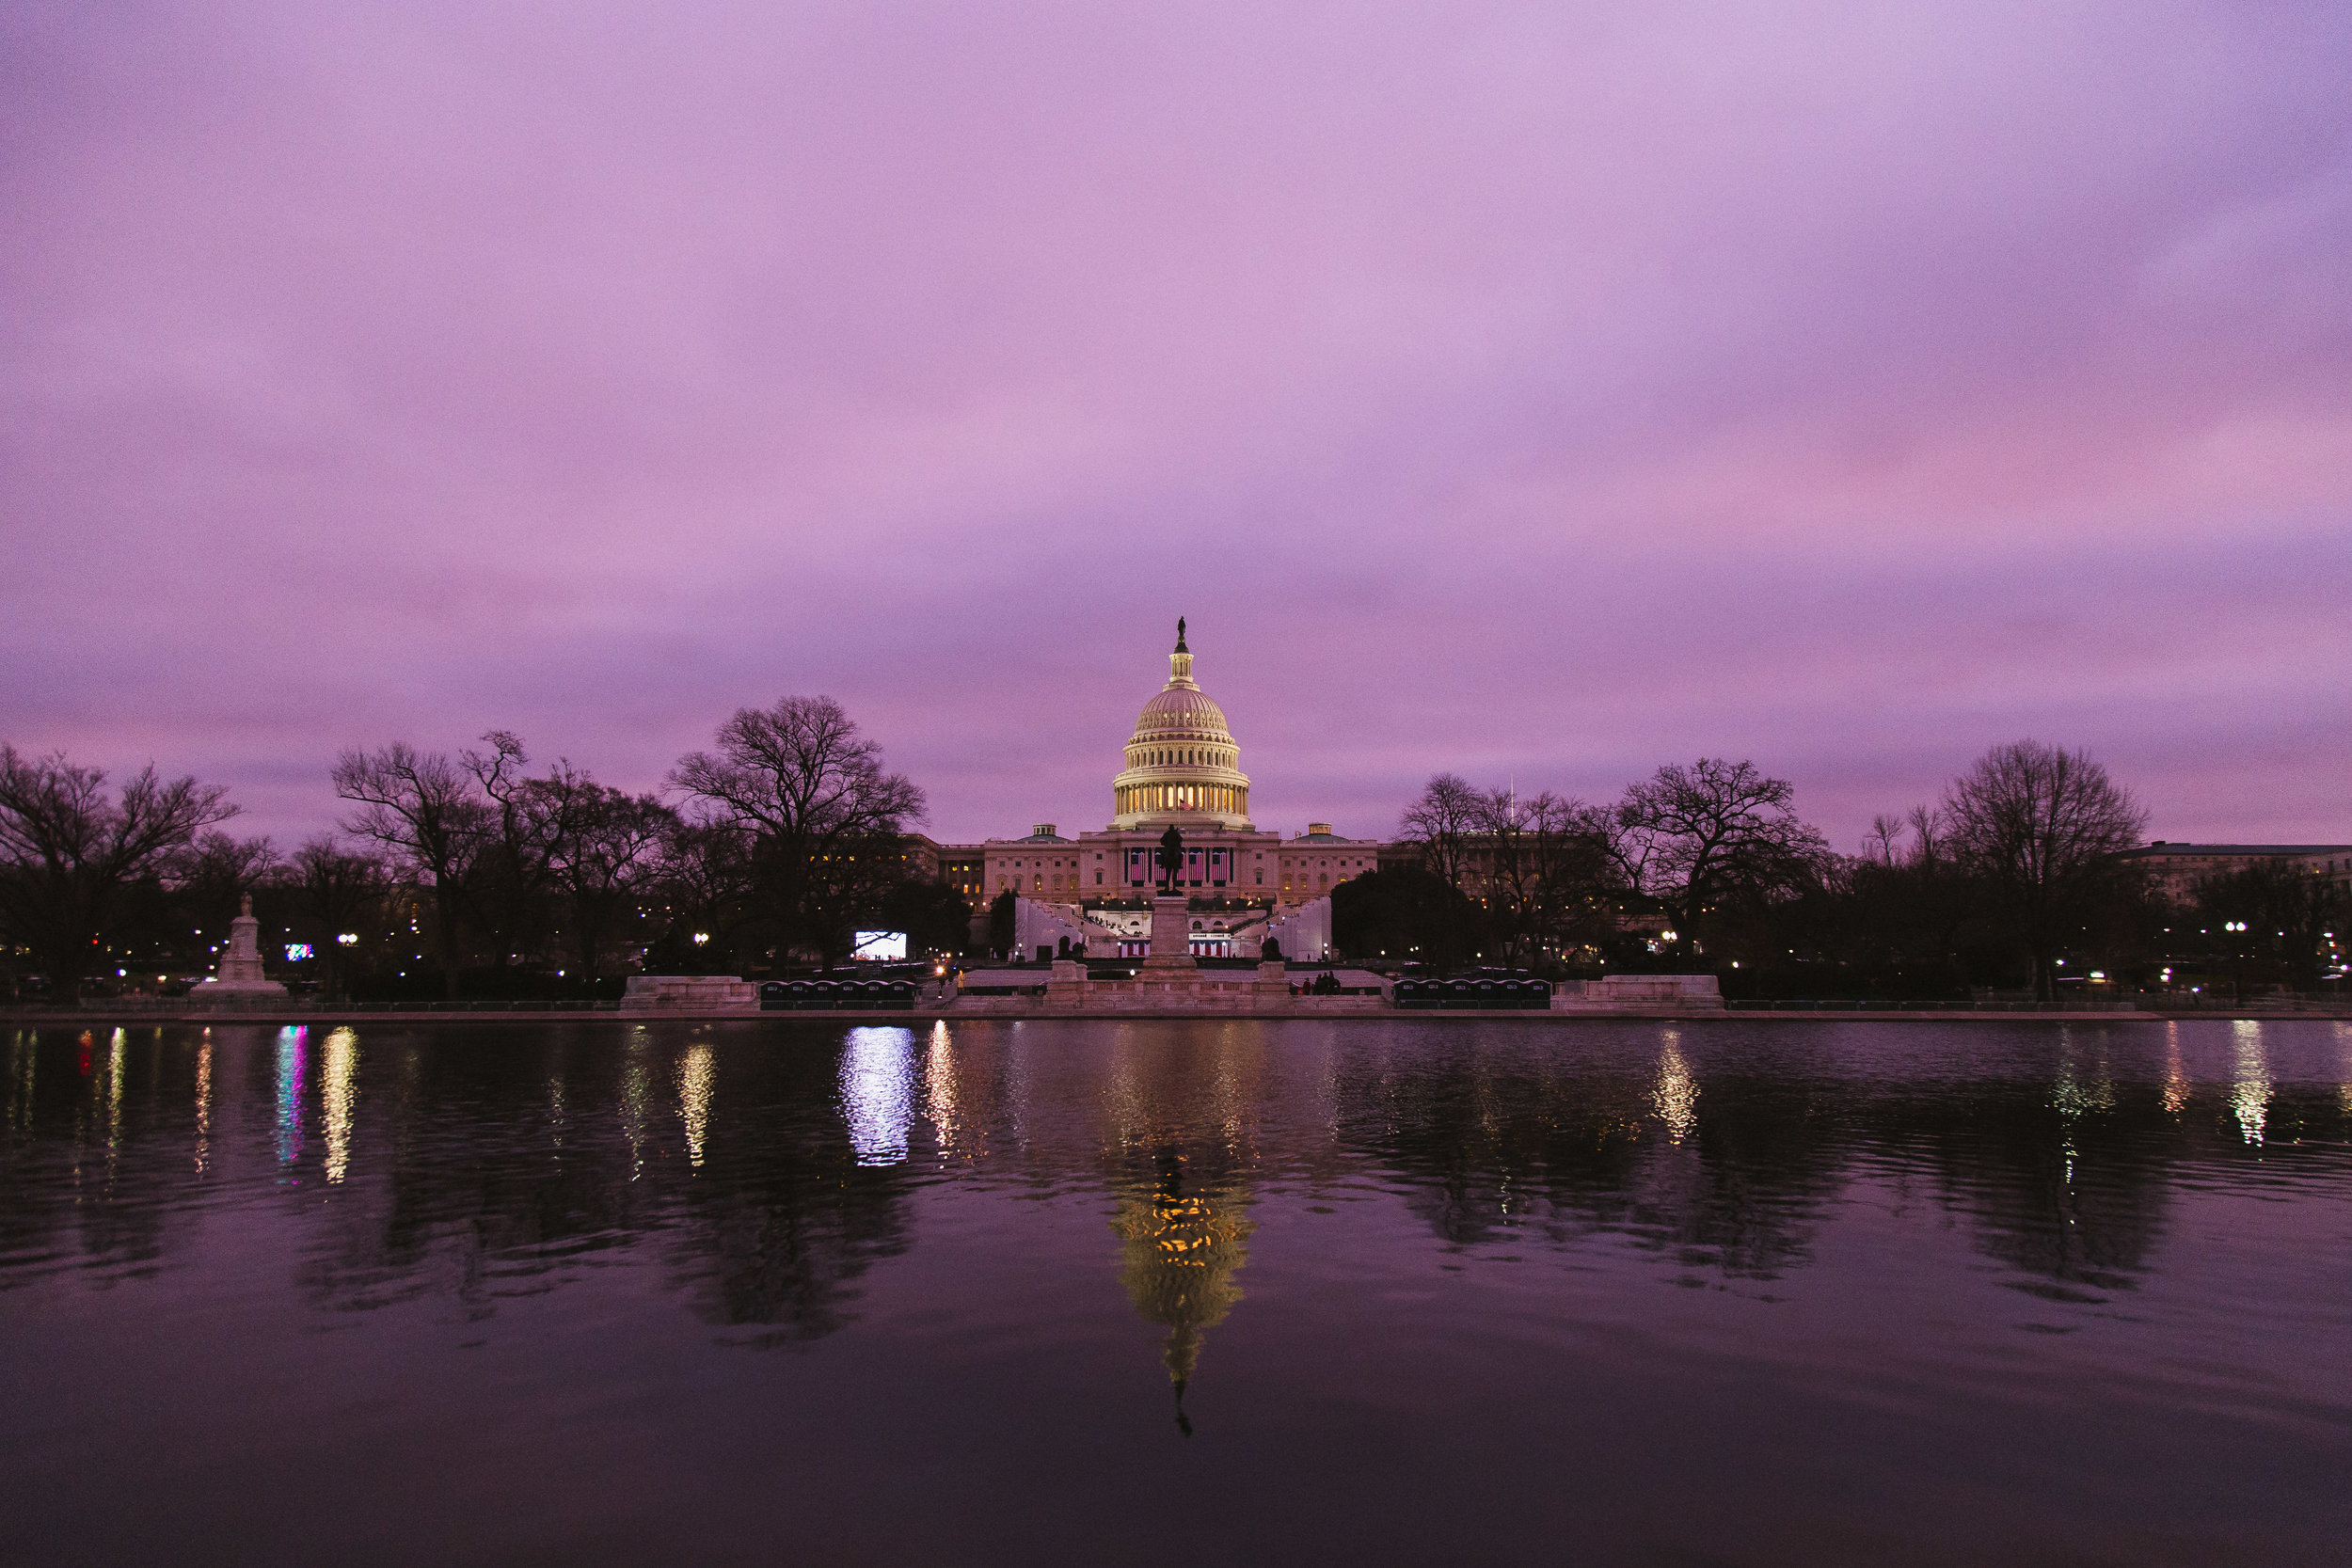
912;625;1388;961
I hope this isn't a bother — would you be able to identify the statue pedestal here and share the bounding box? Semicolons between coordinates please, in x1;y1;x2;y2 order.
1143;895;1196;970
192;899;286;1003
1045;958;1089;1007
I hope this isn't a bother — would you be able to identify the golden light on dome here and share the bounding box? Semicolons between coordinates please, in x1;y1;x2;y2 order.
1111;620;1253;830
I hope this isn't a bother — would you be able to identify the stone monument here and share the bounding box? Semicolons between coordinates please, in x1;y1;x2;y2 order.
192;894;288;1001
1145;824;1196;970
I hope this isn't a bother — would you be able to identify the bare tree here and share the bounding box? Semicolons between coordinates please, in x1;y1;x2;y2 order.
463;731;567;967
1827;800;1984;996
1905;803;1944;864
291;835;389;1002
672;697;925;968
1470;787;1617;967
1941;740;2148;1002
173;831;283;947
1898;800;1972;986
1610;758;1829;957
333;743;488;998
0;746;236;1001
649;807;762;972
1400;772;1481;889
536;761;676;977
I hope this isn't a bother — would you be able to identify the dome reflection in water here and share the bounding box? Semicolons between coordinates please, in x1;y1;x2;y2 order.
2;1018;2350;1567
1103;1028;1262;1433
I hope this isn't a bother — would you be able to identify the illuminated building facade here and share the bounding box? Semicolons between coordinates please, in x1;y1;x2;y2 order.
918;626;1384;958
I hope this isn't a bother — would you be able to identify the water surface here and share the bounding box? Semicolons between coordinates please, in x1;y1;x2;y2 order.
4;1019;2349;1566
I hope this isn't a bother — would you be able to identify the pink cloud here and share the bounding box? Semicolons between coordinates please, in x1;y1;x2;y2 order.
3;0;2346;849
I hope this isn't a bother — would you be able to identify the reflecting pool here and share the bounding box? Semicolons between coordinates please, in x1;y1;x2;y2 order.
4;1020;2349;1565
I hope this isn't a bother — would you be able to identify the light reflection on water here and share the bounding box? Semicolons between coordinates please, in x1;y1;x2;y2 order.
676;1041;714;1169
1652;1031;1698;1143
322;1027;358;1184
621;1028;651;1178
841;1026;914;1166
2341;1021;2352;1117
194;1037;212;1175
105;1028;124;1163
921;1020;962;1156
2162;1022;2189;1117
1;1018;2349;1567
273;1025;306;1172
2232;1019;2271;1146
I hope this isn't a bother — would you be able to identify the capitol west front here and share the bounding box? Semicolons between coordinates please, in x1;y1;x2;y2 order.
915;626;1384;960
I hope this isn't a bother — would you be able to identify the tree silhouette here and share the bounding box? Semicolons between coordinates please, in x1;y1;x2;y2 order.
0;746;235;999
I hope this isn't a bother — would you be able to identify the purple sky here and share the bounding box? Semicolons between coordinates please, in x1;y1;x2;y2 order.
5;1;2347;851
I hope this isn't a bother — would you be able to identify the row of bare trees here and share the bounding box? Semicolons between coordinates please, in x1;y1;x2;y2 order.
1369;741;2160;1000
2169;859;2344;992
1838;742;2153;999
0;696;952;1002
1379;756;1831;970
0;746;240;1001
328;696;934;995
330;733;678;994
8;718;2312;1003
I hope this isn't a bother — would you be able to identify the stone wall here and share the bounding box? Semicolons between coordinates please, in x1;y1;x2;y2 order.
1551;974;1724;1012
619;975;758;1013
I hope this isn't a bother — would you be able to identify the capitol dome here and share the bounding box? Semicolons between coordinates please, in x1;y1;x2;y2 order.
1111;621;1252;831
1135;685;1228;732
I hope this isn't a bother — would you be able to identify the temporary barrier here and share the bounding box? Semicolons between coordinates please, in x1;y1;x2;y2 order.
759;979;919;1010
1391;977;1552;1011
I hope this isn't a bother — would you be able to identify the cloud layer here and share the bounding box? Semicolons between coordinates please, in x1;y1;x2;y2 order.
5;0;2347;849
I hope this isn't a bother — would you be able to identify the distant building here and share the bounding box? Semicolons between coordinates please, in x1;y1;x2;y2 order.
2120;842;2352;901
